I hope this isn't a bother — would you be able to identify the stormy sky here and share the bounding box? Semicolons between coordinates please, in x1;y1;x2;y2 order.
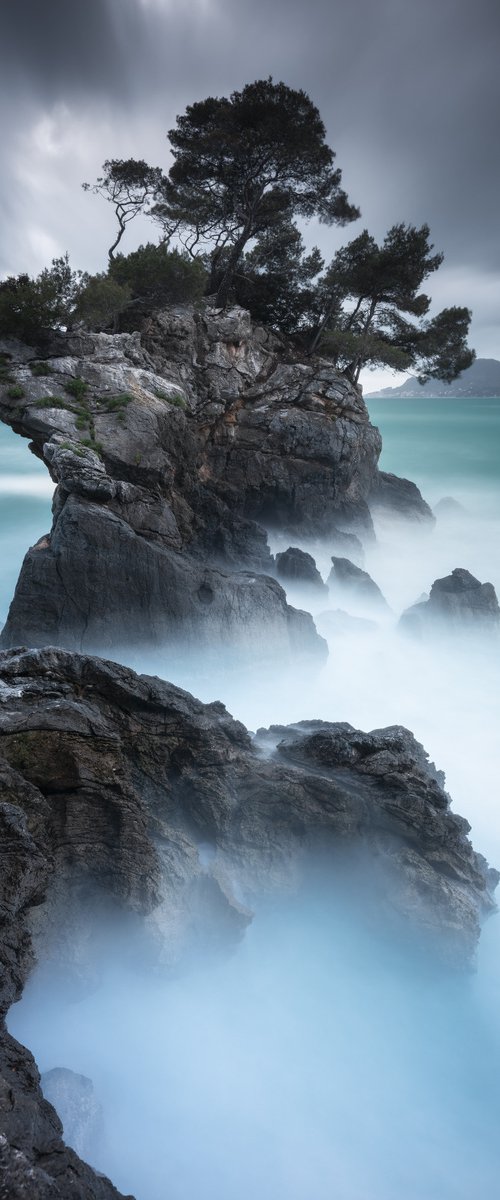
1;0;498;384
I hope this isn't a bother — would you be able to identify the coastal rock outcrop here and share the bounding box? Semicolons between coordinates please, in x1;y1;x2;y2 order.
329;525;365;565
400;568;500;635
275;547;328;594
0;305;392;654
0;647;497;1197
327;557;390;614
369;470;435;523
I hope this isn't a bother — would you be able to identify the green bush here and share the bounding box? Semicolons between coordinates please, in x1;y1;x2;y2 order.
33;396;67;409
6;383;25;399
109;243;207;307
30;361;52;376
0;255;83;344
64;376;88;402
104;392;134;410
74;274;131;330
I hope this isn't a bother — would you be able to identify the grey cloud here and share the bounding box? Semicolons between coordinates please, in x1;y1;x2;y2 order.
0;0;498;360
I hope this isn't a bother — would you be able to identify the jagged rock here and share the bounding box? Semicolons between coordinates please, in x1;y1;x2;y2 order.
275;547;328;594
327;557;390;614
369;470;435;523
400;568;500;636
0;492;326;661
0;648;497;1197
41;1069;103;1164
329;526;365;566
316;609;378;638
0;306;401;653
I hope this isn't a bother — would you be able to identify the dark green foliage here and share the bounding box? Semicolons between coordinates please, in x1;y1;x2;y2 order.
82;159;166;260
80;437;103;455
313;224;473;384
64;377;88;402
0;354;13;383
166;392;186;409
104;393;134;411
6;383;25;399
231;221;324;336
110;244;206;307
74;274;131;330
0;255;83;344
33;396;67;409
414;306;475;383
154;78;359;304
30;361;52;376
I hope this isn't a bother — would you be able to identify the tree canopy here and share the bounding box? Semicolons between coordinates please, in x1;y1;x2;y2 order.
82;159;165;260
153;78;359;304
0;255;83;344
312;224;474;384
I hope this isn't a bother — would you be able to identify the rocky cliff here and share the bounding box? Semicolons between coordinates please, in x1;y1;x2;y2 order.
0;305;427;656
0;647;497;1197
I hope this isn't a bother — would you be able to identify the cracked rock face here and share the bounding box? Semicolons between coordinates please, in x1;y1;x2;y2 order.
0;305;393;656
0;647;497;1198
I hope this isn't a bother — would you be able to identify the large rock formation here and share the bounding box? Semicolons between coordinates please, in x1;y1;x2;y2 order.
369;470;435;523
327;556;390;614
0;305;412;655
0;647;497;1197
400;568;500;636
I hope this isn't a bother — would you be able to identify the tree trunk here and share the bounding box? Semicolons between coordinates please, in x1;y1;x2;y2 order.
214;228;253;307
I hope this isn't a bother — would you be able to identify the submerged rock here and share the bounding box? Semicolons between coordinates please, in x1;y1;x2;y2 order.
275;547;328;594
0;647;497;1197
400;568;500;635
327;557;390;613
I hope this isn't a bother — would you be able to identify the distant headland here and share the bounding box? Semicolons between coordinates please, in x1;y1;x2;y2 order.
365;357;500;399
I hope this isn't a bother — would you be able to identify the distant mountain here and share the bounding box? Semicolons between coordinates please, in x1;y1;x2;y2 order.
365;358;500;399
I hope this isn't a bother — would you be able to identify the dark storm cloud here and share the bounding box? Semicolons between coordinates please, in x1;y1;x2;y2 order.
0;0;498;364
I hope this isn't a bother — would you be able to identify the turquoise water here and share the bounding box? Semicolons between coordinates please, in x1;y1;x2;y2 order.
0;422;53;623
366;396;500;508
4;403;500;1200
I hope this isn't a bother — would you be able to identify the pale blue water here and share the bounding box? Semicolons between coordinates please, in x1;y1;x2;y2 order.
366;395;500;509
0;422;53;624
3;402;500;1200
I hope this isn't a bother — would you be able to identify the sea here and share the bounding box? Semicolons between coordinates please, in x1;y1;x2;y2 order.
4;398;500;1200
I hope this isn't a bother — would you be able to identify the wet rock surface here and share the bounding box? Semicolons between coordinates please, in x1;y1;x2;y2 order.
0;647;497;1196
0;306;400;655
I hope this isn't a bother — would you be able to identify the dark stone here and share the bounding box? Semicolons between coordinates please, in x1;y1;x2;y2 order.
0;309;423;655
369;470;434;523
400;568;500;635
0;648;497;1197
275;547;328;594
329;526;365;566
327;557;390;613
41;1069;103;1164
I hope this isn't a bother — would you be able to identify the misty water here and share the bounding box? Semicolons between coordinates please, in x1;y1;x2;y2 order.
4;397;500;1198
